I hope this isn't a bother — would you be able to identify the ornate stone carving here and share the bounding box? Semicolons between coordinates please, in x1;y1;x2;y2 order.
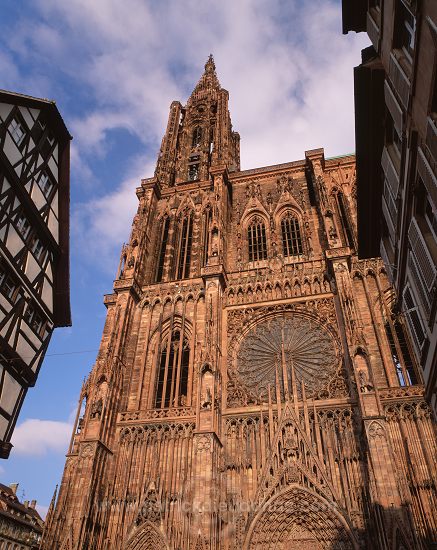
119;422;195;445
79;443;95;459
235;314;338;401
367;421;386;439
135;485;161;525
119;407;196;422
195;434;212;453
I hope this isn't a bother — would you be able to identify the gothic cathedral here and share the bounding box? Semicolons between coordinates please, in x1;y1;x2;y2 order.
42;57;437;550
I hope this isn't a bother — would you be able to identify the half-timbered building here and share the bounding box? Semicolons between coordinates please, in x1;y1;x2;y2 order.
0;90;71;458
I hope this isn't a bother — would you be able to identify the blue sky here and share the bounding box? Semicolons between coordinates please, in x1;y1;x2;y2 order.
0;0;368;516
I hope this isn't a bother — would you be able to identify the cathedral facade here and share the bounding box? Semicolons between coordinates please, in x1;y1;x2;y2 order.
42;57;437;550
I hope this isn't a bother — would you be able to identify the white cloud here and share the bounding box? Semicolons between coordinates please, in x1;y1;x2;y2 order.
22;0;368;164
11;419;72;456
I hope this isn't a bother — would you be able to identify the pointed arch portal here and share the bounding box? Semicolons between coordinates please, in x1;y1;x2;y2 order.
244;485;358;550
125;521;169;550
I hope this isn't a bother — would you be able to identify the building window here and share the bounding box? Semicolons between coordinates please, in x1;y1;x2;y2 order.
394;1;416;61
423;193;437;243
188;164;199;181
31;238;45;262
188;155;200;181
336;193;355;248
403;285;426;353
203;208;212;265
31;116;46;145
177;213;193;279
281;214;303;257
192;126;202;148
248;217;267;262
39;172;53;198
0;366;23;437
209;128;214;155
386;112;402;161
405;181;437;319
8;118;26;147
3;276;18;303
431;68;437;118
15;213;31;240
383;178;399;231
154;330;190;408
155;217;170;283
412;179;437;288
23;302;44;335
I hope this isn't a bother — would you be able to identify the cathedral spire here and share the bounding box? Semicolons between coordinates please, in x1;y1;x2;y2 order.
188;54;221;103
155;55;240;186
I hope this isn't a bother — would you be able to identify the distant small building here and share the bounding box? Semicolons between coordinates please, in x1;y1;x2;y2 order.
0;483;43;549
0;90;72;458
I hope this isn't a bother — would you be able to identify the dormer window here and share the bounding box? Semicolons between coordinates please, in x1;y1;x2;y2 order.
192;126;202;148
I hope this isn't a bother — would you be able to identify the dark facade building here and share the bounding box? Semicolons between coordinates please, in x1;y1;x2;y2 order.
0;90;71;458
342;1;437;414
41;57;437;549
0;482;43;549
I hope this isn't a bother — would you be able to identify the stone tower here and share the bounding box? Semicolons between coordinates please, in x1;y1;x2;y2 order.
42;57;437;550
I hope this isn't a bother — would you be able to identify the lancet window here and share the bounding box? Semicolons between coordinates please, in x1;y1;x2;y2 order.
336;192;355;248
248;216;267;262
281;213;303;257
202;208;212;265
188;155;200;181
192;126;202;148
176;212;193;279
155;217;170;283
154;329;190;408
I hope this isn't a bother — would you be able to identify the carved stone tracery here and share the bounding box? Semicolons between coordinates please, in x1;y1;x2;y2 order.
227;302;346;405
236;314;338;400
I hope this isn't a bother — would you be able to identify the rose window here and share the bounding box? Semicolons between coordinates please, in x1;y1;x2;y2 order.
236;314;338;400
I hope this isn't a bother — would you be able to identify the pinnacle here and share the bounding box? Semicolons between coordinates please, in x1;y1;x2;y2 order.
205;54;215;73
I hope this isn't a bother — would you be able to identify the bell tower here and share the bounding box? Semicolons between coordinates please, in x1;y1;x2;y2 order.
42;58;437;550
155;55;240;188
